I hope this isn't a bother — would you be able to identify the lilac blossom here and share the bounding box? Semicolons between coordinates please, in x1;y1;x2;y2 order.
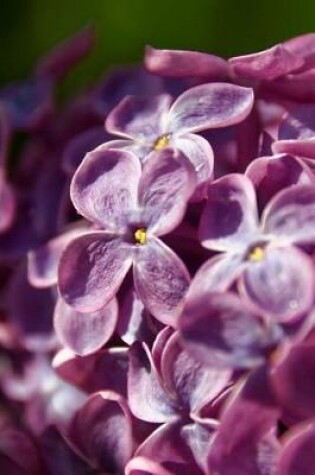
197;174;315;321
58;146;195;324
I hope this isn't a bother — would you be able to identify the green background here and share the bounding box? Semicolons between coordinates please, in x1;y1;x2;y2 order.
1;0;315;93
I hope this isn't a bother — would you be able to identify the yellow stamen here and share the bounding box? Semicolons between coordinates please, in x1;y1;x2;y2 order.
153;134;171;151
248;246;265;262
134;227;147;245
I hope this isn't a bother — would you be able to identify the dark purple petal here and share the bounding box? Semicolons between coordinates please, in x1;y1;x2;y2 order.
271;343;315;423
199;174;259;252
168;83;254;134
144;46;230;79
174;133;214;200
161;332;231;412
105;94;172;141
68;391;133;473
70;147;141;228
241;246;314;321
128;342;179;423
36;26;95;83
54;296;118;356
133;238;190;326
139;148;196;235
58;232;132;312
262;185;315;244
278;421;315;475
180;291;278;369
229;44;304;80
246;153;314;210
0;173;16;234
278;103;315;140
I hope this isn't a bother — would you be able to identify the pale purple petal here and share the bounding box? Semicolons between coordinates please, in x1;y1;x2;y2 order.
133;238;190;326
144;46;230;78
241;246;314;321
180;291;278;369
199;174;259;252
272;138;315;159
105;94;172;141
262;185;315;244
161;332;231;413
168;83;254;134
229;44;304;80
68;391;133;473
128;342;179;423
54;296;118;356
284;33;315;63
246;153;314;210
139;148;196;235
126;456;175;475
174;133;214;200
70;147;141;228
278;104;315;140
28;225;88;288
278;422;315;475
36;25;95;83
58;232;132;312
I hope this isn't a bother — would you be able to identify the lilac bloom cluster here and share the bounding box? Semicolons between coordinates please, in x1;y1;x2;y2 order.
2;27;315;475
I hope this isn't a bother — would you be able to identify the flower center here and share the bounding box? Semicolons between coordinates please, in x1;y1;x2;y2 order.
134;227;147;245
153;134;171;151
247;245;265;262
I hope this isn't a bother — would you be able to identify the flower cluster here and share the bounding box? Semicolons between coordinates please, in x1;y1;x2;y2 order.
1;27;315;474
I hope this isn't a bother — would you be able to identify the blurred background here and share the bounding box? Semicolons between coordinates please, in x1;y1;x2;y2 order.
1;0;315;94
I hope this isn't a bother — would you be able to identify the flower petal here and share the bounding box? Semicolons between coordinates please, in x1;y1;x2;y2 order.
54;297;118;356
144;46;230;79
262;184;315;244
174;133;214;200
229;44;304;81
126;456;175;475
105;94;172;141
71;147;141;228
168;83;254;134
199;174;259;252
278;421;315;475
139;147;196;235
180;291;279;369
133;238;190;326
272;138;315;160
58;232;132;313
241;246;314;321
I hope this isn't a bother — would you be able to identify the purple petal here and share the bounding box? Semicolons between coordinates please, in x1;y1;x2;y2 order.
36;26;95;83
246;154;314;210
174;133;214;200
0;425;41;475
161;332;231;413
54;296;118;356
241;246;314;321
180;291;278;369
262;185;315;244
229;44;304;80
70;147;141;228
144;46;230;79
128;342;179;423
271;343;315;423
168;83;254;134
58;232;132;312
139;148;196;235
278;104;315;140
133;238;190;326
28;225;88;288
272;138;315;159
278;422;315;475
0;173;16;234
68;391;133;473
105;94;172;141
199;174;259;252
126;456;175;475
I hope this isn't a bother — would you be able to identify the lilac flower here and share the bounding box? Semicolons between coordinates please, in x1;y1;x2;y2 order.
58;147;195;324
104;83;254;198
197;174;315;321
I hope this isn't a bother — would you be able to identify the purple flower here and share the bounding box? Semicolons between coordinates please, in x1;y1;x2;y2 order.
58;147;195;324
198;174;315;321
104;83;254;198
